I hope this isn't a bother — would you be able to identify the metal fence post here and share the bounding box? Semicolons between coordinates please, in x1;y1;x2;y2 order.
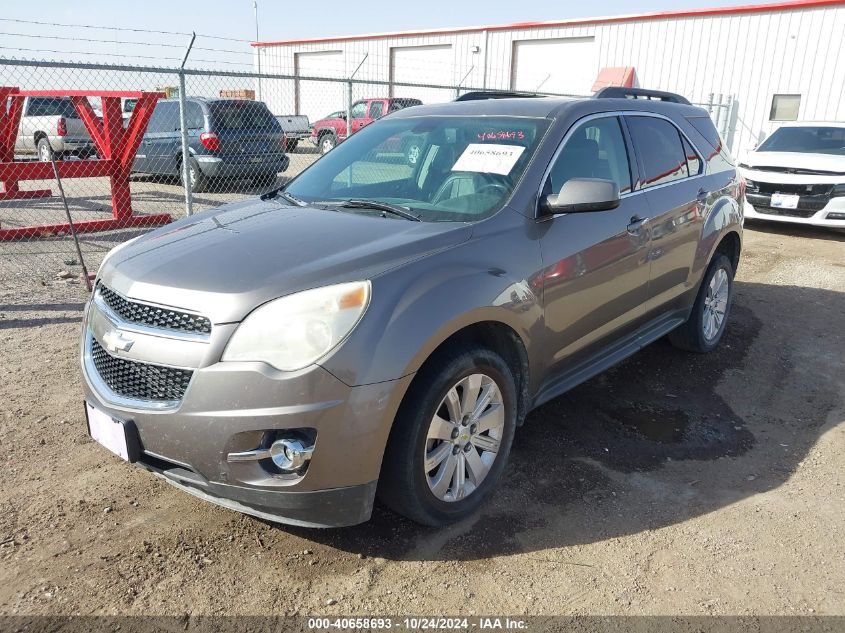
178;33;195;218
346;80;353;140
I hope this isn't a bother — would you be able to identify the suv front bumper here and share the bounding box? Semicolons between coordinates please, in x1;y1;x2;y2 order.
80;293;412;527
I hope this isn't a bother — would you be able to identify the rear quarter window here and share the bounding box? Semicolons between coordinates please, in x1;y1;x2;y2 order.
684;116;735;174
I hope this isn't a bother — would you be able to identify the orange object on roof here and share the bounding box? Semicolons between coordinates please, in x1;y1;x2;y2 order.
592;67;637;91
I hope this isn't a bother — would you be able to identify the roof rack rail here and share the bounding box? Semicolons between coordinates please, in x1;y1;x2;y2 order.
455;90;543;102
593;87;691;105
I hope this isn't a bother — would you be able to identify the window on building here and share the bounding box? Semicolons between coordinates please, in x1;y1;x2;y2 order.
770;94;801;121
626;116;689;187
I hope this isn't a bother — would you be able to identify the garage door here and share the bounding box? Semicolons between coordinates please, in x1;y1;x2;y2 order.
390;44;453;105
511;37;597;96
295;50;345;122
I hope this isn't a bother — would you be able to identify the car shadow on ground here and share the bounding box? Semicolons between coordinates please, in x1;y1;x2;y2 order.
281;280;844;561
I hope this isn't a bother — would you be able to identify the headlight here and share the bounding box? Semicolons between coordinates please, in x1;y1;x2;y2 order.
222;281;371;371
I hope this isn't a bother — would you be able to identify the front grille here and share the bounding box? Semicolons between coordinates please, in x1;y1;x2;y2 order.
753;182;834;196
90;337;193;402
750;205;818;219
98;284;211;335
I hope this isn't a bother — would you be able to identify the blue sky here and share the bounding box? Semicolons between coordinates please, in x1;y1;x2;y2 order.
4;0;761;44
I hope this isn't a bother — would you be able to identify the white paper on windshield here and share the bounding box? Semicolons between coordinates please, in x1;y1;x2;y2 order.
451;144;526;176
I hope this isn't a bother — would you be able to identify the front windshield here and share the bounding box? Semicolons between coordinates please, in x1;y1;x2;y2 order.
286;115;550;222
757;126;845;155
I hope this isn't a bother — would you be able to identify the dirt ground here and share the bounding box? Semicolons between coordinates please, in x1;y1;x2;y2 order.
0;220;843;618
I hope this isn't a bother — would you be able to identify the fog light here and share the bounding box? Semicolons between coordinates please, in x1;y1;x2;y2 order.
269;438;313;471
826;212;845;220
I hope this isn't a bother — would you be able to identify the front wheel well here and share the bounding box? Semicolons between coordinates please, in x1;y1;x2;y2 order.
715;231;741;273
413;321;530;426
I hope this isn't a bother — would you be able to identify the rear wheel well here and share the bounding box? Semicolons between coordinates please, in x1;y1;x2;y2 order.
33;131;47;144
715;231;741;273
414;321;530;425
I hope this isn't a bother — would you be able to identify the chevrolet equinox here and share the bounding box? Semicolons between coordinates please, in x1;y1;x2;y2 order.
82;87;744;527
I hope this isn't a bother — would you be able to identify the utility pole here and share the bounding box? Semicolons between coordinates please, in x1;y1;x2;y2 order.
254;0;262;99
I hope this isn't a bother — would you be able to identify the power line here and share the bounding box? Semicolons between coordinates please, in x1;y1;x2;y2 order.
0;17;256;45
0;17;191;37
0;31;253;56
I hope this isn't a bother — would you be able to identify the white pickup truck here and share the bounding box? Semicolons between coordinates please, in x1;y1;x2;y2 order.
15;96;94;161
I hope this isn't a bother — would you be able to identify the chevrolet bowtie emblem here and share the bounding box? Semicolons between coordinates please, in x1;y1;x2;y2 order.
102;329;134;353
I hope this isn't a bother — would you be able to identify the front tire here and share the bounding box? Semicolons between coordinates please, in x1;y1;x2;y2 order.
319;133;337;155
669;253;734;353
378;345;517;526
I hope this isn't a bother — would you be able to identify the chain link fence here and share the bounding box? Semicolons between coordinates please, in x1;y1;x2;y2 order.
0;56;735;289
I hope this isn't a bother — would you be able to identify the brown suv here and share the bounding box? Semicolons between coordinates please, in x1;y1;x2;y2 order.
82;88;742;528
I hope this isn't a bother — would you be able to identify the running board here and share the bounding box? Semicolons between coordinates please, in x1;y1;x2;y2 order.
531;312;687;409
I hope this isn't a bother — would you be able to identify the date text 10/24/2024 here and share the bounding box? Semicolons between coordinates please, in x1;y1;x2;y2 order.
307;617;528;630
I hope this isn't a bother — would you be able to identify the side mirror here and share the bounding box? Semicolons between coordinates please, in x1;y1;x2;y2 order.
543;178;621;214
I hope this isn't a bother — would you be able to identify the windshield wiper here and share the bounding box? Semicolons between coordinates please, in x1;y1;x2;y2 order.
260;186;307;207
339;199;421;221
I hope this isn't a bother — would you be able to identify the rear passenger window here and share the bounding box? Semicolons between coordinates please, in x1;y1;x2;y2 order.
627;116;689;187
147;102;179;133
546;116;632;196
682;136;702;175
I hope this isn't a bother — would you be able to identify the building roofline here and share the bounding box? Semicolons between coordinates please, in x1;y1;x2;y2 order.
252;0;845;47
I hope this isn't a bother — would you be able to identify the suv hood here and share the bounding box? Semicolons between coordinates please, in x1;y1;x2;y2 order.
99;198;472;323
740;151;845;176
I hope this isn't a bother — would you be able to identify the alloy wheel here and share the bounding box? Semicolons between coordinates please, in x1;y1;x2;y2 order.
702;268;729;341
424;373;504;503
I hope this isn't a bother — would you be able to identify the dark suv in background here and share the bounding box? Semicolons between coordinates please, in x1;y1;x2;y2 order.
132;98;289;192
84;87;742;528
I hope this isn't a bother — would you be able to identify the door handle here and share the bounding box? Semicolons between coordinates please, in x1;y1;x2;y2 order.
627;215;649;234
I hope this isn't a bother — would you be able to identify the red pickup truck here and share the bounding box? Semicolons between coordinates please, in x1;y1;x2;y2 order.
310;97;422;154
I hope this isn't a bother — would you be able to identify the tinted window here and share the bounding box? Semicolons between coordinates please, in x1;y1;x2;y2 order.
757;126;845;156
27;97;77;118
369;101;384;119
185;102;205;130
146;102;179;133
546;116;632;196
350;102;367;119
209;101;279;130
685;116;735;173
682;136;702;175
627;116;688;187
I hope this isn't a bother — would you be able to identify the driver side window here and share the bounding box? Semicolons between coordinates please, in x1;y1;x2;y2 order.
545;116;632;197
350;102;367;119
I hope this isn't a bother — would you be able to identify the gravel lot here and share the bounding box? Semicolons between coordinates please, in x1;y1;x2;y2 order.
0;219;843;618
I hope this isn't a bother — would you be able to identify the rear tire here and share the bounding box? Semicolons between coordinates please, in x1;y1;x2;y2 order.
378;344;517;526
179;157;207;193
669;253;734;353
285;139;299;152
37;137;54;162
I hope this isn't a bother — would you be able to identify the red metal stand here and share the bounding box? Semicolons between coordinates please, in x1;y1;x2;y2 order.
0;88;171;240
